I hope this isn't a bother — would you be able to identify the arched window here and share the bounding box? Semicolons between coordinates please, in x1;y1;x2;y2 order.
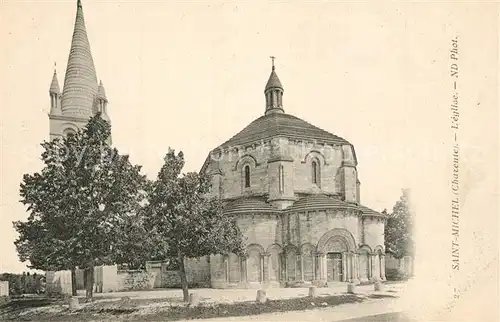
312;160;319;185
244;165;251;188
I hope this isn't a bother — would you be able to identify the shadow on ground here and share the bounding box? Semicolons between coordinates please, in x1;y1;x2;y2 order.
0;297;60;315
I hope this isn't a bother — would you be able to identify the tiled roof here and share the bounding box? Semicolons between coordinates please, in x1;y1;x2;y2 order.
223;197;278;214
61;0;98;118
265;69;283;91
215;113;350;151
285;194;358;212
220;195;385;218
358;204;385;217
49;70;61;94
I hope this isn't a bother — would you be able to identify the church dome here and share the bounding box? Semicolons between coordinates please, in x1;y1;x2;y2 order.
212;61;351;152
215;112;350;151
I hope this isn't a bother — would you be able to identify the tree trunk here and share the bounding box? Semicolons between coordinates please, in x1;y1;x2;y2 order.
85;264;94;302
178;253;189;302
71;268;77;296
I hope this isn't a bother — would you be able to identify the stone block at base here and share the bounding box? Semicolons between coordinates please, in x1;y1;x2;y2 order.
347;283;356;294
68;297;80;311
256;290;267;303
374;281;384;291
189;293;200;306
308;286;317;297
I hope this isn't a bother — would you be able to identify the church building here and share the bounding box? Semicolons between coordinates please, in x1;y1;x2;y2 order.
201;62;387;288
47;0;386;289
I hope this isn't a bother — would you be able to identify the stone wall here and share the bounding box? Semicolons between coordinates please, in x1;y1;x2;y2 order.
341;166;357;202
290;142;342;195
48;118;87;141
237;214;281;250
116;270;156;291
206;140;357;202
145;257;211;288
210;209;367;288
162;270;181;287
217;147;270;199
362;216;385;250
94;265;118;293
0;281;8;296
267;159;294;206
162;261;211;288
75;269;84;289
386;254;414;276
184;257;211;286
286;209;360;247
210;254;229;288
45;270;72;295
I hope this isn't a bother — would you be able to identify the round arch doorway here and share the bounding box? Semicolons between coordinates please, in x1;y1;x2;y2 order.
325;239;347;282
317;228;357;283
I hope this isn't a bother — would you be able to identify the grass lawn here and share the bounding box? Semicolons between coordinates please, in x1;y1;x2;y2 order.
0;293;397;321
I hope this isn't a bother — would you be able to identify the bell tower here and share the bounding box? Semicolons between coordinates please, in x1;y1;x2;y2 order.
264;56;284;115
48;0;111;141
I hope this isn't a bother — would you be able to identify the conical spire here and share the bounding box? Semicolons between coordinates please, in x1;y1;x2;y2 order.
265;56;283;91
265;70;283;91
49;67;61;94
49;64;62;115
96;80;110;123
97;80;107;101
264;56;284;115
61;0;98;117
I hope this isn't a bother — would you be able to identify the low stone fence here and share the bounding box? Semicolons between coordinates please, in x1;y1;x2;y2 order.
116;270;157;291
385;254;413;280
45;270;72;295
146;257;211;288
160;270;211;288
163;270;182;287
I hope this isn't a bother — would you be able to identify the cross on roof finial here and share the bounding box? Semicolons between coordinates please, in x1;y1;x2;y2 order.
270;56;276;70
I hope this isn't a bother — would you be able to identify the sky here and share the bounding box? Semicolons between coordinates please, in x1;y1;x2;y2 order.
0;1;497;304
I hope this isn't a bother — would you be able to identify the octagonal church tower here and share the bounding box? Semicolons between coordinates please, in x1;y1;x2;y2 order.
200;62;387;288
48;0;111;141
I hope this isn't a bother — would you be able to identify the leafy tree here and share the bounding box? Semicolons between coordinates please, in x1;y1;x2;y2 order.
145;149;244;302
111;209;155;270
14;115;148;300
384;188;414;259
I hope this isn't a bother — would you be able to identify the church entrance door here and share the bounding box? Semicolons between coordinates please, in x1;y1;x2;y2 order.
326;253;343;282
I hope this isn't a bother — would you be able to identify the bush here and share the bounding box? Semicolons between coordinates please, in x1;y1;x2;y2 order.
385;268;408;281
0;296;9;306
0;273;45;295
